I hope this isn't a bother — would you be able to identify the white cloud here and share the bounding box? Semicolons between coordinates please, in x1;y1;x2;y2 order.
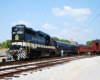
11;21;32;27
59;27;92;44
51;33;61;39
83;29;92;33
0;37;2;40
64;22;70;26
60;29;71;37
27;14;29;17
42;23;57;29
52;6;91;22
42;14;44;16
2;22;5;25
52;6;91;17
72;27;79;30
6;36;11;40
76;16;87;22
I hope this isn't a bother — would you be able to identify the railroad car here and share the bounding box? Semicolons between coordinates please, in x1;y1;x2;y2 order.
54;41;78;56
77;45;92;54
92;40;100;55
6;25;56;60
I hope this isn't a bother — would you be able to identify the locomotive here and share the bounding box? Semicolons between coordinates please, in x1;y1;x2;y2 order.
6;24;56;60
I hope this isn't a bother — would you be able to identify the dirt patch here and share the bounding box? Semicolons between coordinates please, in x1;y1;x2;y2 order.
0;49;6;56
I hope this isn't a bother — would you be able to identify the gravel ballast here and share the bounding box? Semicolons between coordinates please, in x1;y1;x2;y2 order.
11;56;100;80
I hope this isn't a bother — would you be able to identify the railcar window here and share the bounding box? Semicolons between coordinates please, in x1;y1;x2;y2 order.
57;45;61;48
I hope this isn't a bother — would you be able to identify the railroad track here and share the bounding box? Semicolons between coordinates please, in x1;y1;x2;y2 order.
0;54;94;67
0;55;95;79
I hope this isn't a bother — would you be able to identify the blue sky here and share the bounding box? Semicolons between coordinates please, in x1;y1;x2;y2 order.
0;0;100;44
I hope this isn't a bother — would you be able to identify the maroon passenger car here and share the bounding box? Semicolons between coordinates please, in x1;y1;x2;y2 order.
77;45;92;54
92;40;100;55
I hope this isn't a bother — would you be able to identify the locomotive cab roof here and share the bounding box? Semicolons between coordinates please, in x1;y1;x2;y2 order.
13;24;36;32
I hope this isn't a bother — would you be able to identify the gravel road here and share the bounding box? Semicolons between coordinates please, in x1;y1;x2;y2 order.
12;56;100;80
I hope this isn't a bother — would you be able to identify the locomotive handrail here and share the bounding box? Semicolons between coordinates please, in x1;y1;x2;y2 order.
23;40;27;56
28;40;31;54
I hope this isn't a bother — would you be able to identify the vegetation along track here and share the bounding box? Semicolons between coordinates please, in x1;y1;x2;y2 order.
0;55;96;79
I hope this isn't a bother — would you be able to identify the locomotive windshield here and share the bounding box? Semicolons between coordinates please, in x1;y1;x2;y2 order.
12;25;25;42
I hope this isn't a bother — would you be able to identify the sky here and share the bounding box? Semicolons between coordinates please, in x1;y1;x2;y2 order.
0;0;100;44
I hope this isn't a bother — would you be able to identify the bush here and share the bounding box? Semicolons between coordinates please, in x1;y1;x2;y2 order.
1;40;11;48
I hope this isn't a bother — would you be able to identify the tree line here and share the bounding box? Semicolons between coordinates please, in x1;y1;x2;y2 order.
86;40;93;45
52;37;71;43
0;37;71;48
0;40;11;48
0;37;94;49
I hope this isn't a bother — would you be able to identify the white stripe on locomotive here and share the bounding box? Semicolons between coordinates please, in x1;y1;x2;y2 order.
12;42;55;49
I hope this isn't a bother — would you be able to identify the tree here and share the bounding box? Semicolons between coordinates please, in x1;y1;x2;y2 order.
1;40;11;48
86;40;93;45
0;43;1;47
52;37;71;43
0;43;2;48
53;37;60;41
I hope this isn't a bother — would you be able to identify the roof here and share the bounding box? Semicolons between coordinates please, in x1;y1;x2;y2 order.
93;40;100;42
55;41;78;46
78;45;92;47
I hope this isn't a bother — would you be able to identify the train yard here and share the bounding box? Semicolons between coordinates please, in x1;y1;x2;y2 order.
0;54;97;80
0;25;100;80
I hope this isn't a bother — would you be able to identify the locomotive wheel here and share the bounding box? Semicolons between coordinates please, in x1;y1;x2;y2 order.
29;55;35;60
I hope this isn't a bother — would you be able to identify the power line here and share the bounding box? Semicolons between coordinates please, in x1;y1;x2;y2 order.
79;4;100;32
90;0;96;8
87;0;92;8
79;13;100;34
